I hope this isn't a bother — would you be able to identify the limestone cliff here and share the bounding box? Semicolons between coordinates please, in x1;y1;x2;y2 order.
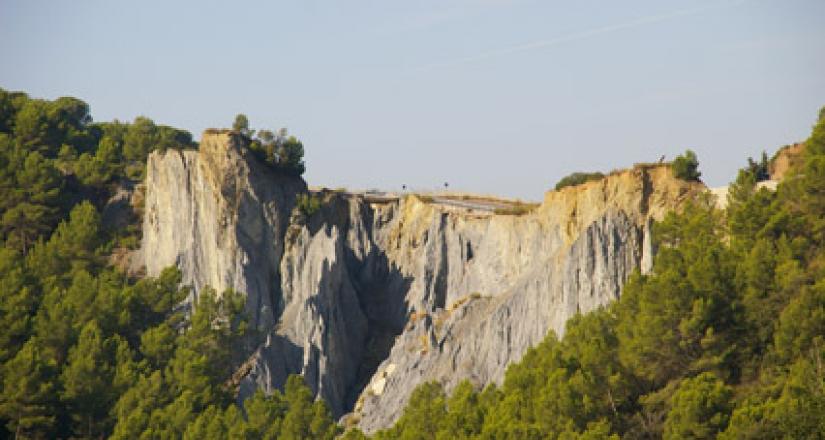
141;130;306;332
345;166;701;431
140;133;703;431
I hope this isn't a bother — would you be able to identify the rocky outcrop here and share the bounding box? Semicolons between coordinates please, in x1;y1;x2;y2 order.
769;142;805;181
346;166;700;431
141;130;305;332
141;132;702;431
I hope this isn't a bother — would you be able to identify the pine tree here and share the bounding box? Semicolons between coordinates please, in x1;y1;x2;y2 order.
244;389;287;439
438;381;484;439
280;375;318;440
0;150;61;254
383;382;446;440
663;373;732;439
0;339;58;438
0;247;37;363
110;371;169;440
123;116;158;162
26;201;101;283
60;321;117;437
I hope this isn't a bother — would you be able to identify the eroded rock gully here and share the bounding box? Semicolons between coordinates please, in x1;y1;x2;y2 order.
140;131;701;431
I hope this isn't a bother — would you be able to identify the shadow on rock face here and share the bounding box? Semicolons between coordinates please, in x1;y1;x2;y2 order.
344;244;414;413
239;193;415;418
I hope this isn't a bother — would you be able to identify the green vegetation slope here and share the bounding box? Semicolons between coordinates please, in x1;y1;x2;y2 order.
0;88;334;439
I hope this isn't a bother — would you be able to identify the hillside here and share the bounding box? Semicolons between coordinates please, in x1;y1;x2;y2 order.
1;87;823;439
365;117;825;439
136;129;704;430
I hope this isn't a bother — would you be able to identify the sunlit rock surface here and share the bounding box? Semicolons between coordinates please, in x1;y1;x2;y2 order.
142;132;702;430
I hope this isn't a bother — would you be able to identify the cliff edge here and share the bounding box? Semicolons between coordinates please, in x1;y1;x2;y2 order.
140;133;703;430
142;131;306;331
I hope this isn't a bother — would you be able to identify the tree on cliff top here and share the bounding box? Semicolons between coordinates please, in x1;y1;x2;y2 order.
232;113;254;138
232;114;306;176
672;149;701;181
554;171;605;190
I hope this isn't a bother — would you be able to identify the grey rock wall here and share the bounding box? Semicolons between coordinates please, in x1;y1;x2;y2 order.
141;132;701;431
141;131;305;332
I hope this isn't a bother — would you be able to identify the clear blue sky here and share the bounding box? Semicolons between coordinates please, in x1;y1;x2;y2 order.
2;0;824;199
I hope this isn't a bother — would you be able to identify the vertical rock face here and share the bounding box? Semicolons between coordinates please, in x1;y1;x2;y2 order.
345;167;699;431
141;131;306;331
141;134;702;431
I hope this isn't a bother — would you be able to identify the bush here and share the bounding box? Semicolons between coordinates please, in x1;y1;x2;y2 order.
493;202;539;215
745;152;770;182
296;194;321;217
235;117;306;177
664;373;733;439
672;150;701;181
554;171;605;190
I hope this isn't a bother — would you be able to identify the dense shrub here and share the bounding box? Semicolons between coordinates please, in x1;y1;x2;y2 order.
745;151;770;182
554;171;605;190
493;201;539;215
671;149;701;181
296;193;322;217
233;114;306;177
